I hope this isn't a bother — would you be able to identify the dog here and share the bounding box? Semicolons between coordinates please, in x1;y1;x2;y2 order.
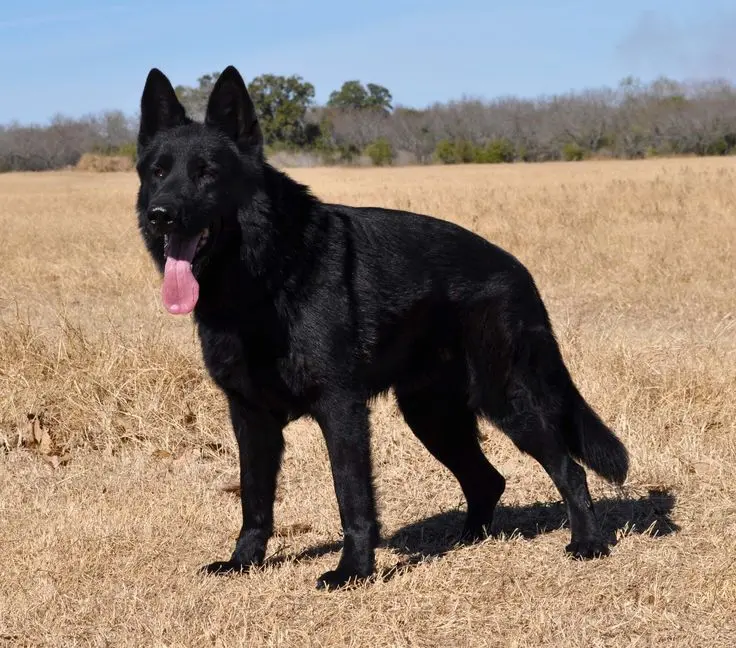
135;65;629;590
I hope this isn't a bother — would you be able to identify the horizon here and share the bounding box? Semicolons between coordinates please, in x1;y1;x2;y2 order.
1;0;734;125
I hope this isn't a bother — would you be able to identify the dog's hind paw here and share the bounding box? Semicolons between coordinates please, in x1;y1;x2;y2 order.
565;539;610;560
460;521;494;544
201;559;249;576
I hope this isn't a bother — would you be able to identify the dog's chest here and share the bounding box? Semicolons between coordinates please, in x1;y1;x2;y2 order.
197;324;308;415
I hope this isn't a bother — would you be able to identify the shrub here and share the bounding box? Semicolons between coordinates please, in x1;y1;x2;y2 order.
434;139;457;164
454;139;476;163
706;138;729;156
337;144;361;163
91;142;137;163
434;139;478;164
364;138;394;166
115;142;137;162
562;142;586;161
475;139;515;163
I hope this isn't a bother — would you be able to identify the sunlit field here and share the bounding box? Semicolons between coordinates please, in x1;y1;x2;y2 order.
1;158;734;647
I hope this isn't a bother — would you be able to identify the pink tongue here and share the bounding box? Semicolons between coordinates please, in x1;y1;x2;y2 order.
161;233;201;315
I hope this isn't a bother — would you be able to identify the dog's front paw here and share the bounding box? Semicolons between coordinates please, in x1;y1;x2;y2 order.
201;559;250;576
565;539;610;560
316;567;369;591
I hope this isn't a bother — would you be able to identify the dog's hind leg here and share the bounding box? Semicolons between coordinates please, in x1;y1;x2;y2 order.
492;401;609;558
480;330;611;559
395;380;505;542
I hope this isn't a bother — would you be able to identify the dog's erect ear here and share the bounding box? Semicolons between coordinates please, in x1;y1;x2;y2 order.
205;66;263;155
138;68;189;148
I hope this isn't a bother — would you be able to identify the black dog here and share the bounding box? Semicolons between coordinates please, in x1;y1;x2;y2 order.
135;66;629;590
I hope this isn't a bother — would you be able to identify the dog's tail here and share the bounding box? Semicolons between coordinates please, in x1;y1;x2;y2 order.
564;388;629;485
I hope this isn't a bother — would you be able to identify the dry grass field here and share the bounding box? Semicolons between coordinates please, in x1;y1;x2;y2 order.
1;158;735;647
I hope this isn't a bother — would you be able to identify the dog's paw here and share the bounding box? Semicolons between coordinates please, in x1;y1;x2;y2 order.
201;559;249;576
315;568;368;591
460;522;493;544
565;539;610;560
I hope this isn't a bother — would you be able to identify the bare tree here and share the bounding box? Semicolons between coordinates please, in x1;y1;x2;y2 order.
3;75;736;171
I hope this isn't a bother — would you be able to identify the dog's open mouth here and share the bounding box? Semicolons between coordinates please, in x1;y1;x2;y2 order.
161;229;209;315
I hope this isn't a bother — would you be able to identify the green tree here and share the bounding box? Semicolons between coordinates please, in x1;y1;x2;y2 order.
247;74;316;147
328;80;392;112
175;73;220;120
175;72;316;148
366;84;393;111
328;80;367;110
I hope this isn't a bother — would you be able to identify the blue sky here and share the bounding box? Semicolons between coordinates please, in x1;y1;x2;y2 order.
1;0;734;124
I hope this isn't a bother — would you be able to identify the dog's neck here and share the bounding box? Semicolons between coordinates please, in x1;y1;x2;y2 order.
193;163;323;324
261;162;319;221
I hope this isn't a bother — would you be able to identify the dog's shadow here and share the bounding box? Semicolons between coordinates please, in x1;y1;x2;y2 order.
269;488;679;578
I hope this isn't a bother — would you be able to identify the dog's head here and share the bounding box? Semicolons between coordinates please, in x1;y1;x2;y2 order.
135;66;263;315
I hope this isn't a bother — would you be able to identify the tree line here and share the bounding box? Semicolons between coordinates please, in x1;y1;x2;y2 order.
2;73;736;172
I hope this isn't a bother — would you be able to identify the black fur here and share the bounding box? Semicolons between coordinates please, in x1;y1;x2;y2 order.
135;66;629;590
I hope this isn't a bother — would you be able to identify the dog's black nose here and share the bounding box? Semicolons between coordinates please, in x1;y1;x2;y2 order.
147;205;176;234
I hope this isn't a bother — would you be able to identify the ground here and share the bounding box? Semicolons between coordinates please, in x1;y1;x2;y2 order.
1;159;734;647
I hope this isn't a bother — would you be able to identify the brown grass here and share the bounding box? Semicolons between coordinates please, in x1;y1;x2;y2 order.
1;159;735;647
75;153;135;173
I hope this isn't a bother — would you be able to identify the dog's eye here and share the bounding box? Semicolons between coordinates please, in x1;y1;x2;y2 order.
153;167;166;179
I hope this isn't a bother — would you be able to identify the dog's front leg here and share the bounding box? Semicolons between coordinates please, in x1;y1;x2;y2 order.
204;393;285;575
313;394;379;590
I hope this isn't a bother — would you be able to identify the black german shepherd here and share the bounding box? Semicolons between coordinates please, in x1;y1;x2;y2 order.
135;66;629;590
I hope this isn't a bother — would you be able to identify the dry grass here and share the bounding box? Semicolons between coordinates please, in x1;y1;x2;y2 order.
1;158;735;647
